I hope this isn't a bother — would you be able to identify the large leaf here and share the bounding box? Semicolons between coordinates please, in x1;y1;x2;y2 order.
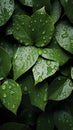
0;122;29;130
12;7;54;47
0;80;22;114
19;72;48;111
40;48;69;66
0;47;11;80
12;15;32;46
13;46;39;80
50;0;61;24
36;112;54;130
60;0;73;23
18;0;33;7
54;110;73;130
0;0;14;26
48;76;73;101
32;57;59;85
55;20;73;54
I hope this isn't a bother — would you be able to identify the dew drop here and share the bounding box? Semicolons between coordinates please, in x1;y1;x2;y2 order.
38;49;42;55
42;31;46;35
47;61;51;65
2;85;6;90
3;93;7;98
38;77;43;82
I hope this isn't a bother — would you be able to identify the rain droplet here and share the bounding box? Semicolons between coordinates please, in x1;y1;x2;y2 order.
38;77;43;82
63;45;67;49
42;31;46;35
3;93;7;98
47;61;51;65
1;85;6;90
38;49;42;55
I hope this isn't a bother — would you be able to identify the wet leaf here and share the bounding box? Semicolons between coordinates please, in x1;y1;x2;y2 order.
32;57;59;85
0;47;11;80
0;80;22;114
0;0;14;26
55;20;73;54
54;110;73;130
41;48;69;66
37;112;54;130
48;76;73;101
13;46;39;80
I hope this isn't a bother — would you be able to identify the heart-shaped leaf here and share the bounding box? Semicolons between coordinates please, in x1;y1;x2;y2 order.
13;46;39;80
60;0;73;23
71;67;73;79
0;80;22;114
18;72;48;111
32;57;59;85
18;0;33;7
12;7;54;47
55;20;73;54
37;113;54;130
0;122;29;130
50;0;61;24
54;110;73;130
48;76;73;101
40;48;69;66
0;0;14;26
0;47;11;80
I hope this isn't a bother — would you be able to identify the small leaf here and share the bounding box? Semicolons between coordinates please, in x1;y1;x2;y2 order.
71;67;73;79
31;7;54;47
18;72;48;111
18;0;33;7
54;110;73;130
13;46;39;80
37;112;54;130
60;0;73;23
32;57;59;85
50;0;62;24
12;15;32;46
55;20;73;54
0;0;14;26
41;48;69;66
48;76;73;101
0;122;29;130
0;80;22;114
0;47;11;80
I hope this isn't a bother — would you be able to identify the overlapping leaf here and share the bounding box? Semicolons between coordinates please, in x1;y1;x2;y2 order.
0;0;14;26
13;46;39;80
55;20;73;54
48;76;73;101
32;57;59;85
0;80;22;114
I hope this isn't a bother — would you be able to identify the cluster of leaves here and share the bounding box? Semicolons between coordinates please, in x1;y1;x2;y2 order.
0;0;73;129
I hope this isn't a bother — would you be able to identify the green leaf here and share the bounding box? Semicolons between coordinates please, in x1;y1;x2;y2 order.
13;46;39;80
0;80;22;114
50;0;61;24
32;57;59;85
0;47;11;80
0;122;29;130
19;72;48;111
40;48;69;66
37;112;54;130
54;110;73;130
48;76;73;101
71;67;73;79
55;20;73;54
12;7;54;47
12;15;32;46
31;7;54;47
0;0;14;26
18;0;33;7
60;0;73;23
